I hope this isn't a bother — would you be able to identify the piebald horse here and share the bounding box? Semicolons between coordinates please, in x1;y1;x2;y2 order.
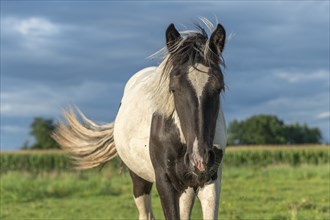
53;20;227;220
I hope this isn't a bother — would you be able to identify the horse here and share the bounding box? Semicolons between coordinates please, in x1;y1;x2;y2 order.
53;19;227;220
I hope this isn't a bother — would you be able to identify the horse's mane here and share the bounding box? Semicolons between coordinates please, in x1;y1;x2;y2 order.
148;18;225;118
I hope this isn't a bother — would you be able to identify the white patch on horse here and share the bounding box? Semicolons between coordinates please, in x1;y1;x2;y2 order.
192;138;198;154
197;172;221;220
187;64;210;163
191;137;203;167
172;111;186;144
134;194;155;220
179;187;196;219
187;64;210;104
114;67;160;183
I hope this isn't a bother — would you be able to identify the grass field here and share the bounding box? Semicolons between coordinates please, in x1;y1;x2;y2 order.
1;147;329;219
1;162;329;219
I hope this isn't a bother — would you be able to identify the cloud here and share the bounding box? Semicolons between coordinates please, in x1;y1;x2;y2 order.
1;126;27;134
1;81;124;118
226;92;326;122
1;14;159;85
2;17;61;49
316;112;330;120
274;70;329;83
7;17;60;37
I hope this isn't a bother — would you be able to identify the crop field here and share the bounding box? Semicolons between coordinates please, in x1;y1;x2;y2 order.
1;146;329;220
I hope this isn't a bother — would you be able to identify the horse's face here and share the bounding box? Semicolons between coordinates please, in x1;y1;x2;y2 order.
165;24;226;173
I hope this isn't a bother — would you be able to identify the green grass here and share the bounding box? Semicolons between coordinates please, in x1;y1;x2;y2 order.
1;164;329;220
220;164;329;220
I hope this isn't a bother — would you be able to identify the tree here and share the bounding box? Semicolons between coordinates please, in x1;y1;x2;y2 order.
22;117;60;149
285;123;322;144
227;115;322;145
228;115;286;145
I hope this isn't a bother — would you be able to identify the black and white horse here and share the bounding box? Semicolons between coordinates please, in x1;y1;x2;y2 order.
53;20;227;220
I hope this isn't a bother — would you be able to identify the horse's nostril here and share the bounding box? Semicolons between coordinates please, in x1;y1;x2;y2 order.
207;150;215;166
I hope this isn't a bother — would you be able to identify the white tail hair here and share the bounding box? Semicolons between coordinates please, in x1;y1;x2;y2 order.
52;107;117;170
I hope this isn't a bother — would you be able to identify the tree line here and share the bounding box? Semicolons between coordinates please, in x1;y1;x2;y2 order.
227;115;322;145
22;114;322;149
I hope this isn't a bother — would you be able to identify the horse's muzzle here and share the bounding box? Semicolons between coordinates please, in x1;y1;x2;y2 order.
184;149;215;172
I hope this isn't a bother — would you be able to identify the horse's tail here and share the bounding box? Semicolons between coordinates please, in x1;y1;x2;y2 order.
52;107;117;170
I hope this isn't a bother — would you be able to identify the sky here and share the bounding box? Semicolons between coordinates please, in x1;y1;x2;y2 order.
1;1;329;150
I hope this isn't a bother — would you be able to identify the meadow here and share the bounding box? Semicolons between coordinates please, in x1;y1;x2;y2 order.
1;146;329;220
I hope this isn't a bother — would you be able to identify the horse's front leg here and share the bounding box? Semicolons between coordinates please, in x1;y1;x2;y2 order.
197;165;223;220
129;169;155;220
179;187;196;220
155;174;181;220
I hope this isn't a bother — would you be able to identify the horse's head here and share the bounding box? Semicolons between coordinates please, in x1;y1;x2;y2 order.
165;23;226;173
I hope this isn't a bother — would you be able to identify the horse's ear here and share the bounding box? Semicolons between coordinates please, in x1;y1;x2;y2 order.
166;24;181;52
209;23;226;55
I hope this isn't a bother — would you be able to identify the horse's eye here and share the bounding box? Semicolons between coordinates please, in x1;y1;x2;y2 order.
169;85;176;93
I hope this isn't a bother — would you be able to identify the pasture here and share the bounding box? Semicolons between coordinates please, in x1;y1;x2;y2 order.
1;146;329;220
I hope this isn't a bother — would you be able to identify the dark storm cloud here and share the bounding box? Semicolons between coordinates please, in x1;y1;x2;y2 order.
1;1;329;149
